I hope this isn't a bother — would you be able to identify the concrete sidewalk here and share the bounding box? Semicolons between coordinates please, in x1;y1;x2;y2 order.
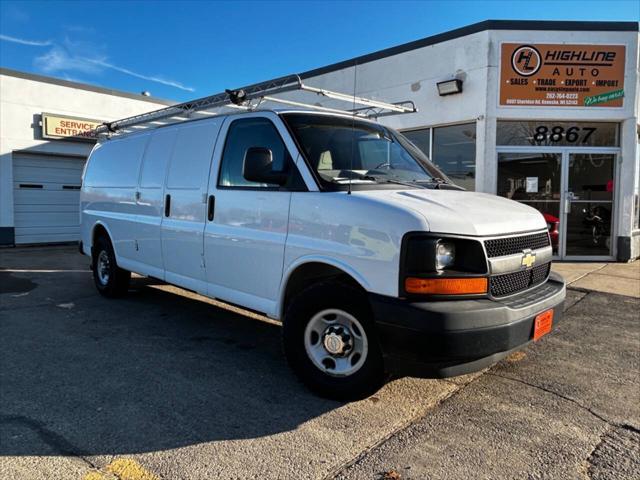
552;260;639;298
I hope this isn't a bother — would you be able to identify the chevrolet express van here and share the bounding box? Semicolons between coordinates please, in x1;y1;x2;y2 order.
80;110;566;400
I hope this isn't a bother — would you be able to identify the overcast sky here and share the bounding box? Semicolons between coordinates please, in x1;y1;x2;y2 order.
1;0;638;101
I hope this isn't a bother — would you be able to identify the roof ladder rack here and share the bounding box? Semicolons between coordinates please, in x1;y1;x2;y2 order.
95;74;417;138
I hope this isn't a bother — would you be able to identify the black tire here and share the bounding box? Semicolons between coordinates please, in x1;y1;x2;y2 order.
283;282;385;401
92;235;131;298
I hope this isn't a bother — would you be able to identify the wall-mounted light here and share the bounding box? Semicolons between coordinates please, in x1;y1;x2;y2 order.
437;79;463;96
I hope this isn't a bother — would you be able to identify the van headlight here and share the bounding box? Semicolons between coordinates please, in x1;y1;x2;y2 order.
401;234;488;296
436;242;456;270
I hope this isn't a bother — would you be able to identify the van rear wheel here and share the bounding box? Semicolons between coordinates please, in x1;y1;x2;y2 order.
283;282;384;401
92;235;130;298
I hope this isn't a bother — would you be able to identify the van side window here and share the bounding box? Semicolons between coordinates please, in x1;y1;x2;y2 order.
218;117;304;190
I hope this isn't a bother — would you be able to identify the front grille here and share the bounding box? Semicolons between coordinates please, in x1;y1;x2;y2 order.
484;232;550;258
490;263;551;297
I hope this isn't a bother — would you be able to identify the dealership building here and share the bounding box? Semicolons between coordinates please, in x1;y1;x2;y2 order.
1;20;639;261
0;69;171;245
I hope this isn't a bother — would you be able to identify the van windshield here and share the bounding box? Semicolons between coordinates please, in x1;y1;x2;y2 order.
282;113;450;190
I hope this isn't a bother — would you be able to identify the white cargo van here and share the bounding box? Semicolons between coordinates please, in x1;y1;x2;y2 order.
80;108;565;400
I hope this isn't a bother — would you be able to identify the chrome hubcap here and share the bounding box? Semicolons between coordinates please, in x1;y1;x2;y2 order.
323;325;353;356
304;309;368;377
97;250;110;285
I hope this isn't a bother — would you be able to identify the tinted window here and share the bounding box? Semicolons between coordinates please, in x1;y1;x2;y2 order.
219;117;296;188
402;128;431;158
432;123;476;191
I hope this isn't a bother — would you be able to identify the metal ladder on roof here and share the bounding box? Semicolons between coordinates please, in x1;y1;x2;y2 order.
95;74;417;138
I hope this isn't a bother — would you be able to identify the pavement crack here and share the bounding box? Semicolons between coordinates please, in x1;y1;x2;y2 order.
0;413;97;470
486;372;626;429
585;423;640;480
618;423;640;434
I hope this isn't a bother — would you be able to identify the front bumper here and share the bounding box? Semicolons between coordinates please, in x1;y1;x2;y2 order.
370;271;566;377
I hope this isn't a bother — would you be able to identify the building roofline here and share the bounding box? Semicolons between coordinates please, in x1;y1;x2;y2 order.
300;19;639;79
0;67;175;105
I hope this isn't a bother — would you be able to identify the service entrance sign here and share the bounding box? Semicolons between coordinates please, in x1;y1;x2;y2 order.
42;113;103;141
499;43;626;107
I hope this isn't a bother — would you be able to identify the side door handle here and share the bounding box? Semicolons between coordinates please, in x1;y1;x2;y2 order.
207;195;215;221
164;194;171;217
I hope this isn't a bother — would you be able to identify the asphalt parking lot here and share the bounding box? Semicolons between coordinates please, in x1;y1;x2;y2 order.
1;246;639;480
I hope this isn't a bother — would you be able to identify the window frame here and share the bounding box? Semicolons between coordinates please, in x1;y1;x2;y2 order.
216;115;307;192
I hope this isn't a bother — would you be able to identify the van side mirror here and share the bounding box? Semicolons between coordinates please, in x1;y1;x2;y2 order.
243;147;288;186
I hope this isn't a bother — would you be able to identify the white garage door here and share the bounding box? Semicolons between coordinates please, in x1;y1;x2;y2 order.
12;153;86;244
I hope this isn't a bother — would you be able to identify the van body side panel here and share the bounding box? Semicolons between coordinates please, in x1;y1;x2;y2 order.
279;191;429;318
81;134;150;260
161;119;222;294
134;128;178;279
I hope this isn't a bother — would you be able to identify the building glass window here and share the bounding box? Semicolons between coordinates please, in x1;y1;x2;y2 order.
497;152;562;255
432;123;476;191
496;121;619;147
401;128;431;159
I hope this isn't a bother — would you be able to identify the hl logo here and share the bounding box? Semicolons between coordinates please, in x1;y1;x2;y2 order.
521;249;537;269
511;45;542;77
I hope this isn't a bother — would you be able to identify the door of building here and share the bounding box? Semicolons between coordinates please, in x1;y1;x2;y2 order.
12;152;86;244
563;152;616;259
497;148;618;260
496;121;620;261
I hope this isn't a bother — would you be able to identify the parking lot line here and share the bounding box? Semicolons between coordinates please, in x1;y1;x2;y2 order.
83;458;159;480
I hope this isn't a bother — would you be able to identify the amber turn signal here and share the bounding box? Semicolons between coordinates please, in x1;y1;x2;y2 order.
405;277;488;295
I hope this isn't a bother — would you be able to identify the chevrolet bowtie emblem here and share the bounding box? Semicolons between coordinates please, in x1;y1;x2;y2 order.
521;250;536;268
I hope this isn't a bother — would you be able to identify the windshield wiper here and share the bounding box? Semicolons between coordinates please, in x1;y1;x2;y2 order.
359;176;428;189
415;178;464;190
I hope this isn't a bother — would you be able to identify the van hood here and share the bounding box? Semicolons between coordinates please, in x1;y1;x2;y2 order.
355;189;547;237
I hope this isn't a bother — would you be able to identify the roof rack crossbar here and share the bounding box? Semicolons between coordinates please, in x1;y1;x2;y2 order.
260;96;368;116
96;73;417;137
298;84;412;113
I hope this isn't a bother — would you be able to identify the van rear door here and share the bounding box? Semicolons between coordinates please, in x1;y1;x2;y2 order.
135;128;177;279
161;119;222;293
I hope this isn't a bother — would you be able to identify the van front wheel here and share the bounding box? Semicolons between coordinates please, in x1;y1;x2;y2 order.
283;282;384;401
92;235;130;298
